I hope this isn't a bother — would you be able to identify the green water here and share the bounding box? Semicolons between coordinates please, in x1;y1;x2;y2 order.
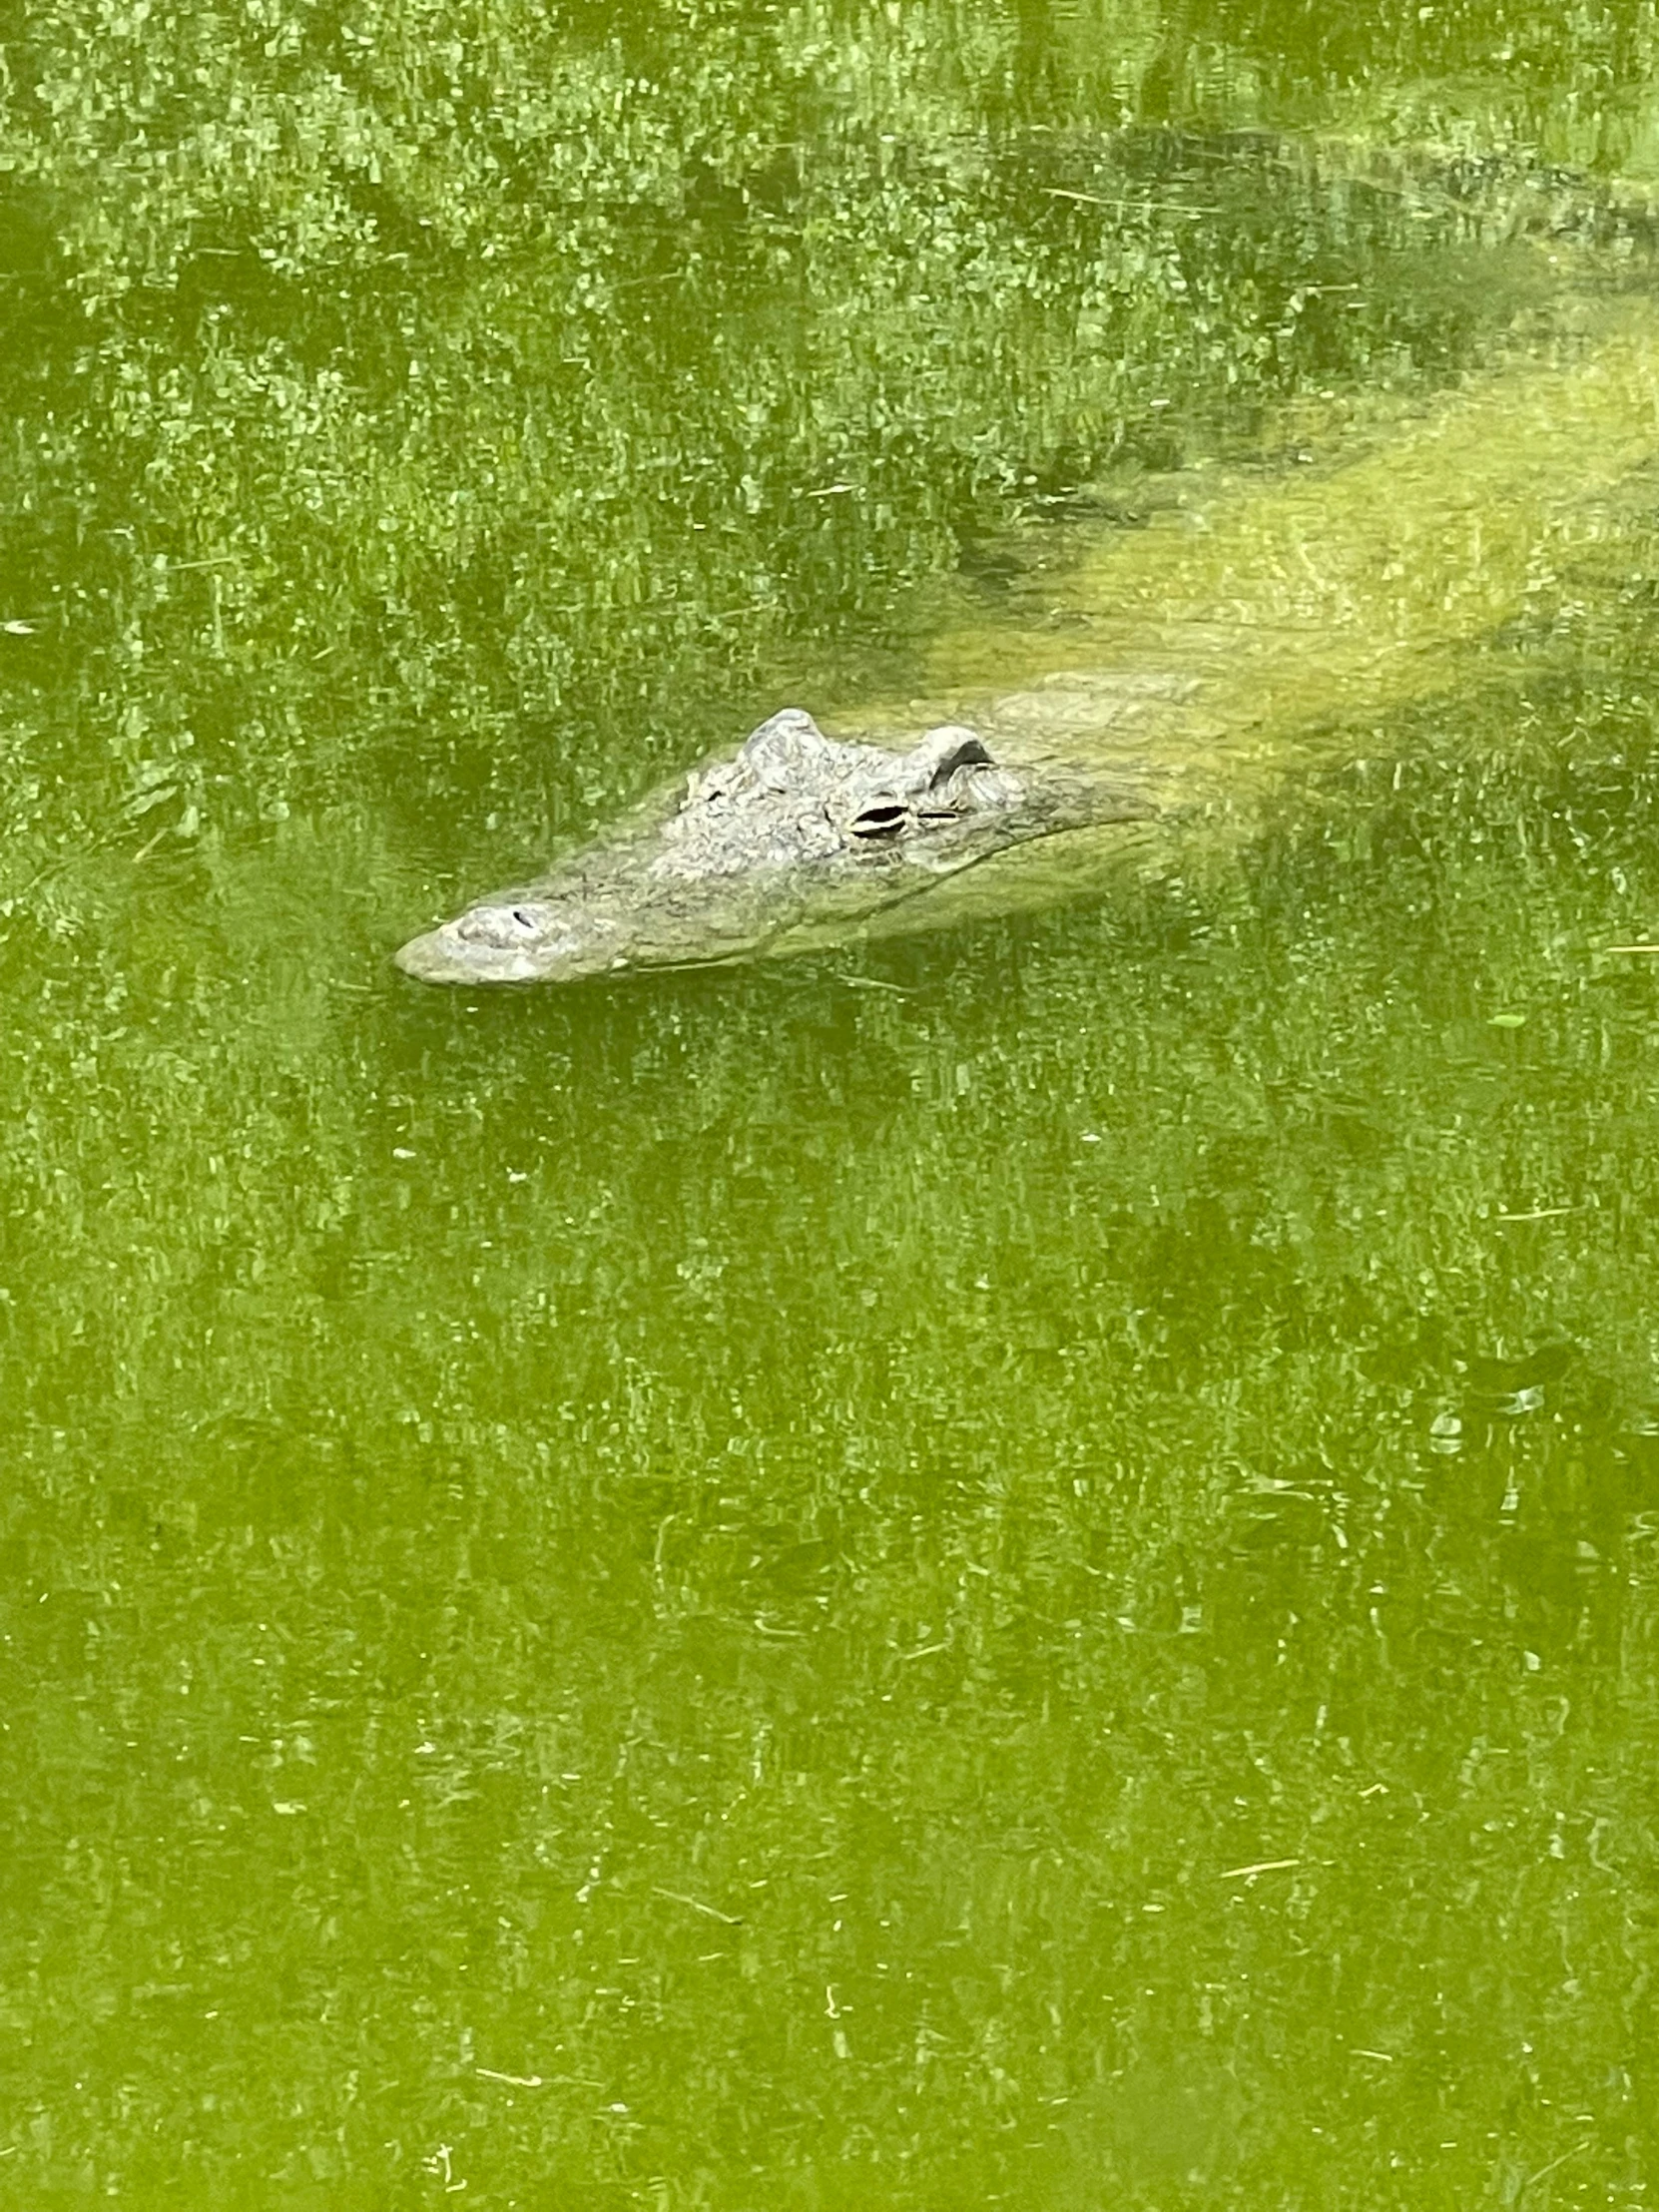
6;2;1659;2203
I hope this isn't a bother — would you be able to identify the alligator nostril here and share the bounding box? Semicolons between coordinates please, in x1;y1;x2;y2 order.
456;904;543;946
851;802;906;838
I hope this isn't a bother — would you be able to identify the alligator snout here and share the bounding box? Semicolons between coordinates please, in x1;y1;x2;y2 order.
455;901;555;945
394;897;622;983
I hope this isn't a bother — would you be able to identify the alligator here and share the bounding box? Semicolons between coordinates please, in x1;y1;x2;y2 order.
394;706;1159;984
397;267;1659;991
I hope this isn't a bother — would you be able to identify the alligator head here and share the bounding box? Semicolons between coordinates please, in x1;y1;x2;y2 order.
395;706;1152;985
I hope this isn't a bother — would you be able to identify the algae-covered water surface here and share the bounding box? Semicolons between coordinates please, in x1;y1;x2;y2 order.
6;1;1659;2203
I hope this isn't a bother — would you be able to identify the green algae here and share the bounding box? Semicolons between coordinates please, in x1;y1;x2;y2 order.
4;6;1659;2205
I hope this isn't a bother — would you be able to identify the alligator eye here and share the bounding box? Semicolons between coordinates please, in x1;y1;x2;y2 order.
512;909;535;931
851;802;906;838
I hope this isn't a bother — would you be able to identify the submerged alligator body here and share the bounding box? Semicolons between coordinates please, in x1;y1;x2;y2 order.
395;706;1157;985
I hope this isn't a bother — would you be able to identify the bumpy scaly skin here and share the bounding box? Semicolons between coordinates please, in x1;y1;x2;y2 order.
395;707;1154;985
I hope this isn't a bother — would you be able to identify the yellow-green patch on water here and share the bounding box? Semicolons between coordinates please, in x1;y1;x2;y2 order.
817;289;1659;943
938;292;1659;756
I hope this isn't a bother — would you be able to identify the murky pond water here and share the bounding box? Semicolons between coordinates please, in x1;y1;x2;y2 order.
5;3;1659;2203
